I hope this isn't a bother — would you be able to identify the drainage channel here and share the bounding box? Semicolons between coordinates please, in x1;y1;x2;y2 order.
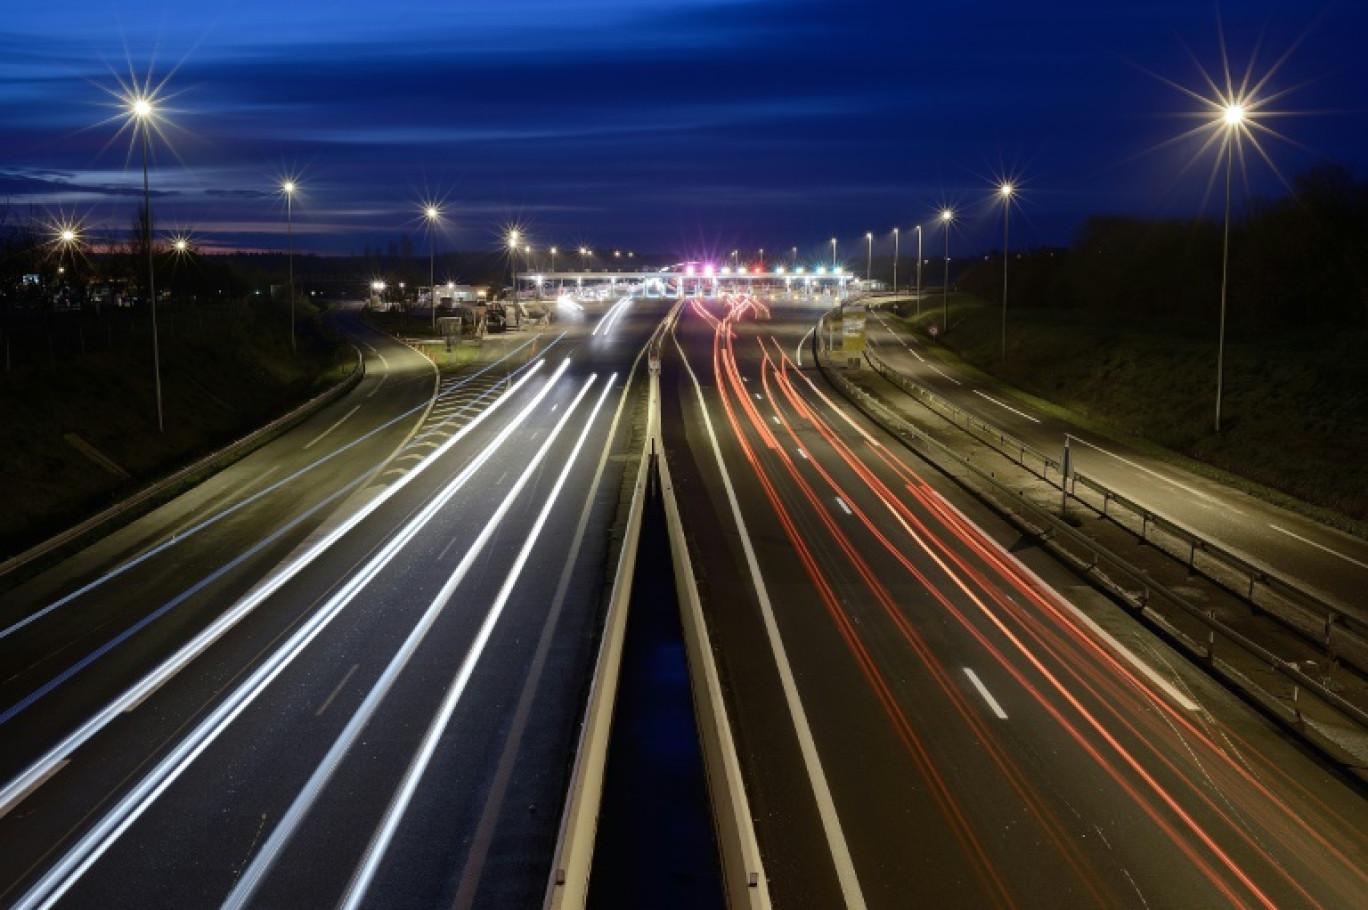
587;454;724;909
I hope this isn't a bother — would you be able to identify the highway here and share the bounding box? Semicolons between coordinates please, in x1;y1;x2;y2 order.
659;292;1368;908
0;296;662;907
861;305;1368;616
4;289;1367;909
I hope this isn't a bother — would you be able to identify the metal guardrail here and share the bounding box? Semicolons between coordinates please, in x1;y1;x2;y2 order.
0;347;366;581
860;344;1368;658
812;330;1368;769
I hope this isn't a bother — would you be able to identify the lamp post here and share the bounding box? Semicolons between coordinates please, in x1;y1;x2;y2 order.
425;204;439;331
133;96;164;432
915;224;923;316
865;231;873;284
940;209;953;334
830;237;837;269
282;180;297;352
507;230;520;302
892;228;899;295
1215;104;1243;433
998;183;1014;362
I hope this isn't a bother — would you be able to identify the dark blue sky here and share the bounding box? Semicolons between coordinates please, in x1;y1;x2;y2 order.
3;0;1366;264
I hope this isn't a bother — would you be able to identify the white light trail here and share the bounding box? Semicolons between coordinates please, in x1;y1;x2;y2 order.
225;367;598;909
0;338;549;643
338;376;618;910
592;296;634;336
5;362;565;909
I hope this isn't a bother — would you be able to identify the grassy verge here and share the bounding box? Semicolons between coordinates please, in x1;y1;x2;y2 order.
884;292;1368;536
0;297;347;558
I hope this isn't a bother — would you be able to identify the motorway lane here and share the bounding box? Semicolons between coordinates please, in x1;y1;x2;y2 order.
862;306;1368;614
0;303;458;781
0;296;667;907
663;293;1368;908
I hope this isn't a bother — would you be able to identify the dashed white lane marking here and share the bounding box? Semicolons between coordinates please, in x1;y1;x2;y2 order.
315;664;360;717
972;390;1040;423
834;497;852;515
928;365;961;385
303;406;360;451
962;668;1009;720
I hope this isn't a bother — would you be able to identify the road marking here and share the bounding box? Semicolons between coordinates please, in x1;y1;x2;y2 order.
302;405;360;450
928;364;961;385
674;326;867;909
796;325;815;365
797;448;809;460
1269;524;1368;571
972;390;1040;423
931;493;1200;713
2;363;561;909
365;372;389;399
337;378;612;910
315;664;359;717
437;535;461;561
834;497;852;515
1069;436;1226;506
773;415;782;426
962;668;1008;720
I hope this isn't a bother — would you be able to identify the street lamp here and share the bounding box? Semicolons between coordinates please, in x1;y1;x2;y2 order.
507;229;520;302
830;237;837;269
425;204;440;331
1215;103;1244;433
892;228;899;295
998;182;1014;361
915;224;923;316
282;179;297;352
940;209;953;334
865;231;873;283
131;95;164;432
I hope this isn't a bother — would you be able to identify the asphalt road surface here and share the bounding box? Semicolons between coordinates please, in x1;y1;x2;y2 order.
862;304;1368;617
0;296;662;908
660;292;1368;908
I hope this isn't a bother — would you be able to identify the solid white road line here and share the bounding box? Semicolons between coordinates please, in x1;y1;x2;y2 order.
1068;435;1225;506
796;325;815;366
339;378;615;910
1268;524;1368;571
962;668;1009;720
674;324;868;910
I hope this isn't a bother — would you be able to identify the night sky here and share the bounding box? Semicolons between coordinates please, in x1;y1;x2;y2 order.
4;0;1367;264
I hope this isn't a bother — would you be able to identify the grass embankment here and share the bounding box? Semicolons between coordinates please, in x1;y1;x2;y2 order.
0;297;348;559
888;293;1368;533
361;308;483;373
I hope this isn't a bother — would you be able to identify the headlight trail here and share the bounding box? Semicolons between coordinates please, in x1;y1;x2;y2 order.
0;334;556;641
337;376;618;910
225;369;600;910
9;360;571;910
726;312;1365;905
0;359;549;825
591;296;634;336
